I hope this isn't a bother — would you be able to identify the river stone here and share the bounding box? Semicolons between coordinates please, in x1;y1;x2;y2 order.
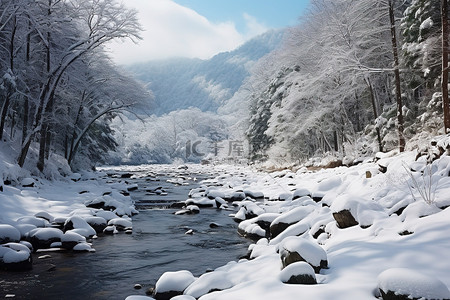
279;261;317;285
27;228;63;251
84;216;107;234
0;243;33;271
378;268;450;300
279;236;328;273
332;209;359;228
154;270;195;300
0;224;21;244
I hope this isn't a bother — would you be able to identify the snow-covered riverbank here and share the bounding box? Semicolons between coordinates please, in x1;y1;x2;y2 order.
128;150;450;300
2;143;450;300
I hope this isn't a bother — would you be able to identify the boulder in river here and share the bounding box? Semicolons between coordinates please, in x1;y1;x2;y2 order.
153;270;195;300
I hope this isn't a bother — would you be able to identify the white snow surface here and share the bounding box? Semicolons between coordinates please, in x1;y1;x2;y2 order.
378;268;450;299
3;147;450;299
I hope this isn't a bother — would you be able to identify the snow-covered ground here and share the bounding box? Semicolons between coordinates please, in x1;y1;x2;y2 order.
126;150;450;299
2;143;450;299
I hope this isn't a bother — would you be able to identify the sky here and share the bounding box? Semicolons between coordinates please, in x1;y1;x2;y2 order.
108;0;310;65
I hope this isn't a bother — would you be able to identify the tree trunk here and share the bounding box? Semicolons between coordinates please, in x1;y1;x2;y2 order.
442;0;450;132
388;0;405;152
366;78;383;152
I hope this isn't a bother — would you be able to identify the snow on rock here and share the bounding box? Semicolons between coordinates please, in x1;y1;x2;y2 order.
243;190;264;199
125;296;155;300
21;177;35;187
70;173;81;182
26;228;63;251
238;213;279;240
0;242;32;271
107;217;132;231
83;216;107;233
331;195;387;228
154;270;196;300
103;225;118;235
34;211;54;223
63;216;96;237
184;271;233;298
270;206;314;238
377;268;450;300
279;261;317;285
0;224;21;244
94;210;119;222
292;188;312;199
14;223;36;239
16;216;48;228
185;197;215;208
73;242;95;252
312;175;342;200
61;231;86;249
278;236;328;273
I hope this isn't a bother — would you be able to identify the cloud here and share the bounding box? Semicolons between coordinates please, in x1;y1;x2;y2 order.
106;0;268;65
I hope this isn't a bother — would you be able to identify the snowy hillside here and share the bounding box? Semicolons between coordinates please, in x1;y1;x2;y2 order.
127;29;285;115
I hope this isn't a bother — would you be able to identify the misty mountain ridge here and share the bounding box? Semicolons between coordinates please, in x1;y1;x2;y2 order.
127;29;286;116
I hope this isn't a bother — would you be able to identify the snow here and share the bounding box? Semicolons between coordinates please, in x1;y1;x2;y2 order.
155;270;196;294
378;268;450;299
3;146;450;299
279;261;316;283
0;224;21;242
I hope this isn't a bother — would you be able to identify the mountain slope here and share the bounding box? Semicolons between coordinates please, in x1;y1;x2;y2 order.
127;29;286;116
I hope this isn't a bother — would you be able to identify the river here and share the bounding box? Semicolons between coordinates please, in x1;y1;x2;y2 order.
0;165;250;299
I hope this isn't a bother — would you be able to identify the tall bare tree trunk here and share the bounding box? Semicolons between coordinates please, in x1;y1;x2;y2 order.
366;78;383;152
388;0;405;152
442;0;450;132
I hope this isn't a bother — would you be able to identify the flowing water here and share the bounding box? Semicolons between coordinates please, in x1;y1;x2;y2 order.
0;166;250;299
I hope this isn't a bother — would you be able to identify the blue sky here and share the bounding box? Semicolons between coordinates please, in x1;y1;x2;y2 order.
108;0;310;64
172;0;310;32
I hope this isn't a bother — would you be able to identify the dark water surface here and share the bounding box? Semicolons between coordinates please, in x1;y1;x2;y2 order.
0;167;250;299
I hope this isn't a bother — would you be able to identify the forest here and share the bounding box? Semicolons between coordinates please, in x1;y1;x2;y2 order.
0;0;151;174
1;0;450;172
244;0;450;164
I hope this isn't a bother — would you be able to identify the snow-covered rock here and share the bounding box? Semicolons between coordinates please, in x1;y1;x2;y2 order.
154;270;196;300
27;228;63;251
279;261;317;284
377;268;450;300
184;271;233;298
0;224;21;244
63;216;96;237
0;242;32;271
270;206;314;238
278;236;328;273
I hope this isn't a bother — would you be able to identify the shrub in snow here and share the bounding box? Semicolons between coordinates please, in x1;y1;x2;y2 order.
278;236;328;273
0;224;21;244
377;268;450;300
184;271;233;298
154;270;196;300
63;216;96;237
26;228;63;251
270;206;314;238
279;261;317;285
0;243;32;271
